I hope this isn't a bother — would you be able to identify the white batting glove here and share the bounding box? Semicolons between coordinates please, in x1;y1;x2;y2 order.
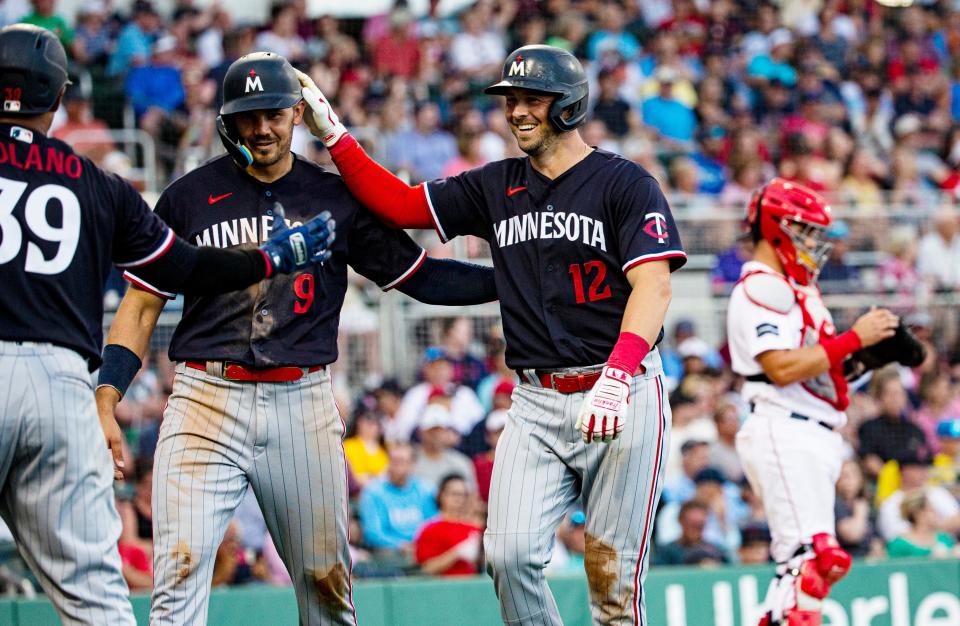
295;69;348;148
576;365;631;444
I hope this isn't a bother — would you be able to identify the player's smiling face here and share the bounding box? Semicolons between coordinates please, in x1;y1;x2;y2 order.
503;88;560;157
233;101;306;168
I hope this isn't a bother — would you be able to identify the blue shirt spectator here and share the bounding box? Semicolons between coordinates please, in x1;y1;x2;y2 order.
642;95;696;143
586;2;640;61
385;102;457;182
107;2;160;77
359;445;437;550
124;37;184;118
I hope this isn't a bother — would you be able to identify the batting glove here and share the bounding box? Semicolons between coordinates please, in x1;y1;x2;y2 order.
575;365;631;444
260;202;336;275
295;69;348;148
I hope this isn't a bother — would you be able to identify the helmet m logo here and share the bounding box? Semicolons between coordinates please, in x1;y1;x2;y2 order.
245;75;264;93
508;59;528;77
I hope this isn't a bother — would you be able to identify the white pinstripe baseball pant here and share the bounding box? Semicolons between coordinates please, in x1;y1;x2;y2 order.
150;363;355;626
0;341;135;625
485;350;670;626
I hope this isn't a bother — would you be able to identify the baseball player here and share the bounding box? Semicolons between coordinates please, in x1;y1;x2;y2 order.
97;52;497;626
300;45;686;625
727;178;900;626
0;26;334;626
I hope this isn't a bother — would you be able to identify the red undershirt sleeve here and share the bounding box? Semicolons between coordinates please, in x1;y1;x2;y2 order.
329;134;434;229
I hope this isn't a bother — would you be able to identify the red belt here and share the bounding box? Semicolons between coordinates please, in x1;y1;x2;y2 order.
518;369;602;394
186;361;323;383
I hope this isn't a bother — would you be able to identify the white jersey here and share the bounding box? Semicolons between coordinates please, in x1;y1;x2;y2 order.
727;261;847;427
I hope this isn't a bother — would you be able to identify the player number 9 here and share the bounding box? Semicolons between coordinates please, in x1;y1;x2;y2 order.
0;177;81;275
294;273;314;314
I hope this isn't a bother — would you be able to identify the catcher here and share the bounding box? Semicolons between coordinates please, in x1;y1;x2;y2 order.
727;178;924;626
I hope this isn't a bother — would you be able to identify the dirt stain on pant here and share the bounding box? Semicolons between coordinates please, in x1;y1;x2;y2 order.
308;562;351;613
172;541;193;584
584;533;630;622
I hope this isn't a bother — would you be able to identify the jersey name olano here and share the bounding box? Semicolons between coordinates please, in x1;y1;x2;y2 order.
426;149;686;369
127;154;424;367
0;124;172;369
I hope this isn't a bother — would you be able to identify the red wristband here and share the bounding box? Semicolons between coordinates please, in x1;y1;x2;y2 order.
258;249;272;278
607;332;651;375
821;330;862;368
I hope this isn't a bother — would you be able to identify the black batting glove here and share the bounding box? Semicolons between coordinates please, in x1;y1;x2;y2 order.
260;202;336;275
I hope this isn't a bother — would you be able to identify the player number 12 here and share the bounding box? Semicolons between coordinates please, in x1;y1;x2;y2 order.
568;261;611;304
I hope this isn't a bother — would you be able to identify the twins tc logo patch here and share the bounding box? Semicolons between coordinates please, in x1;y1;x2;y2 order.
642;213;669;245
756;323;779;338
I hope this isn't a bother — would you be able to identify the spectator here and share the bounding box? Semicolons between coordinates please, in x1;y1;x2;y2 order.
125;35;185;120
737;523;772;565
818;220;861;293
372;7;420;79
394;347;485;440
663;439;712;504
653;501;728;566
586;1;640;61
359;443;437;553
915;370;960;454
20;0;73;48
440;130;487;177
709;400;743;483
211;521;252;586
710;238;753;295
932;418;960;492
414;474;483;576
642;66;696;146
591;66;636;138
834;460;881;558
107;0;160;77
439;317;488;390
886;490;960;559
254;3;306;63
72;0;113;66
746;28;797;87
448;3;508;79
840;148;886;210
376;380;409;445
414;404;477;493
476;341;517;414
858;367;930;478
545;511;587;574
917;207;960;291
690;125;728;195
385;102;458;182
51;78;114;164
473;409;507;505
877;226;921;298
117;458;153;558
344;410;388;487
877;452;960;542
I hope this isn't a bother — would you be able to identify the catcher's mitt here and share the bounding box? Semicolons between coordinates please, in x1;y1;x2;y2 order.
843;322;926;379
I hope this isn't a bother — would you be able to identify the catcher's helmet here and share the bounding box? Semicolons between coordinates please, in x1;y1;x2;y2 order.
217;52;302;168
746;178;833;286
0;24;71;116
485;45;588;132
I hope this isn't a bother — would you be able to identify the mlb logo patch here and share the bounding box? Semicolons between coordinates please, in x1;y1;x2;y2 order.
3;100;21;112
10;126;33;143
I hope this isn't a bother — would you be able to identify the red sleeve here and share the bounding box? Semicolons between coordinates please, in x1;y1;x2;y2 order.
329;135;434;229
414;522;443;564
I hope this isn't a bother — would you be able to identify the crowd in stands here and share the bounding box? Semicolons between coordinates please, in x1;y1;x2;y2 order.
3;0;960;596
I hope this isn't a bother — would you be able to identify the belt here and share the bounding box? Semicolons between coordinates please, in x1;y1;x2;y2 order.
749;401;834;432
186;361;323;383
516;368;602;394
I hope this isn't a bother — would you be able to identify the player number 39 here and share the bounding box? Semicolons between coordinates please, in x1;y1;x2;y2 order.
0;176;81;275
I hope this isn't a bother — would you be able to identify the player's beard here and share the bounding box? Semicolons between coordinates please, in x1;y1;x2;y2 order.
247;128;293;169
512;121;561;158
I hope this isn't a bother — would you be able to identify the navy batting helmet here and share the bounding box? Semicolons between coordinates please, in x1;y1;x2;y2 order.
217;52;303;168
220;52;302;116
485;45;588;132
0;24;72;116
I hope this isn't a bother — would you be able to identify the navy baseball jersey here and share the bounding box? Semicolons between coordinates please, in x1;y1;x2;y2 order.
127;153;425;367
425;149;686;368
0;123;172;369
